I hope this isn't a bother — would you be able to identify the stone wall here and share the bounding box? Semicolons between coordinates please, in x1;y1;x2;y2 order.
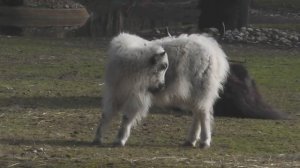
24;0;83;8
0;0;83;8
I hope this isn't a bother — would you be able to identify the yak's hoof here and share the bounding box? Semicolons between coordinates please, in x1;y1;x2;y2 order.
199;143;210;149
113;141;125;147
182;141;196;148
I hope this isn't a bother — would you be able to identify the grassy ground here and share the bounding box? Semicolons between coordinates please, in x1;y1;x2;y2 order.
252;0;300;11
0;36;299;168
250;0;300;32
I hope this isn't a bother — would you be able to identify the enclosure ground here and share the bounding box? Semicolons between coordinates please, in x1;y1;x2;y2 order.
0;37;299;167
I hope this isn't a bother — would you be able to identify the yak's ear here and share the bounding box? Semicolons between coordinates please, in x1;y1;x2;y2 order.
150;51;166;65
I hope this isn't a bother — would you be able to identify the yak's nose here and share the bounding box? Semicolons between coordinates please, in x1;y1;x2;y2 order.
148;83;166;94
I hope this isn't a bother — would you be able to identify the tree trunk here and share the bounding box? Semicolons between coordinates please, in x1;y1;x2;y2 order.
238;0;251;28
79;0;126;37
198;0;250;33
1;0;24;6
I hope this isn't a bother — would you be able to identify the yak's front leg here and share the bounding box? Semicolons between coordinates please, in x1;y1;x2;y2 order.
114;97;150;147
114;115;135;146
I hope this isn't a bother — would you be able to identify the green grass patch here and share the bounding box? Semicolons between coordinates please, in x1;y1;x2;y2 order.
253;23;300;33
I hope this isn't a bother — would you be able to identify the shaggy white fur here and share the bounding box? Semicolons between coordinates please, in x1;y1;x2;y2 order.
93;33;229;148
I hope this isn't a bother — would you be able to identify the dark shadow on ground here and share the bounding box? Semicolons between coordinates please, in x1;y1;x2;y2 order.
0;96;191;118
0;93;289;120
0;138;93;147
0;138;180;148
0;96;102;109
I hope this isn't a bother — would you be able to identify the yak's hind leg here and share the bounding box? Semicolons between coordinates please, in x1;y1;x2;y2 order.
184;107;213;149
114;95;150;147
184;113;201;147
199;108;213;149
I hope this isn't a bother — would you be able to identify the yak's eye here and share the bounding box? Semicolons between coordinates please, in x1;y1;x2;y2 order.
158;63;168;71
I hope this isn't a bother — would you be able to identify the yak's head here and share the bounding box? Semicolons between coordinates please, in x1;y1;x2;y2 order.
147;47;168;94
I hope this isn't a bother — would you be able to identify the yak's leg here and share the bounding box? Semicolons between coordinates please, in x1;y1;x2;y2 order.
114;97;149;147
199;108;213;149
93;112;117;145
184;113;201;147
114;114;136;147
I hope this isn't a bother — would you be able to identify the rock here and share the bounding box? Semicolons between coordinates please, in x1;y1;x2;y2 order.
225;30;232;35
206;28;219;35
240;27;247;32
247;27;253;32
233;29;239;35
289;35;299;41
280;32;288;37
279;38;291;45
216;26;299;48
255;37;263;42
261;36;268;41
273;34;279;40
155;28;161;34
247;36;253;41
235;36;243;41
